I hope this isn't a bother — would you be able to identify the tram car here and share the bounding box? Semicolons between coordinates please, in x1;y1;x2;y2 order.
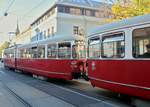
3;46;17;69
3;36;86;80
87;14;150;100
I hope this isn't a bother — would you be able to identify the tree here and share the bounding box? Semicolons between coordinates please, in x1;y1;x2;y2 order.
111;0;150;20
0;41;10;58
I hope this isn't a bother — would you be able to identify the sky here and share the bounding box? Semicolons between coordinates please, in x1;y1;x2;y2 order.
0;0;108;45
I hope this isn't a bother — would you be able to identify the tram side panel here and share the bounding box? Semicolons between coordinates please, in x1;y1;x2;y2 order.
88;59;150;100
16;58;85;80
3;58;15;69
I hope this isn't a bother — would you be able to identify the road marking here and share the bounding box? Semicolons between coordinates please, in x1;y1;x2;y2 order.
51;83;120;107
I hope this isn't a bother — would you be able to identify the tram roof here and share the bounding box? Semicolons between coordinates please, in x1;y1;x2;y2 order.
18;35;85;48
89;14;150;36
39;35;85;43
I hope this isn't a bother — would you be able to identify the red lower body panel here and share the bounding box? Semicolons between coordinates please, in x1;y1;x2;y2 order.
88;60;150;100
3;58;15;69
16;59;84;80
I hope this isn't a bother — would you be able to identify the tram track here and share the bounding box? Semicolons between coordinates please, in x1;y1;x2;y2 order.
4;85;32;107
3;83;32;107
3;68;132;107
0;73;32;107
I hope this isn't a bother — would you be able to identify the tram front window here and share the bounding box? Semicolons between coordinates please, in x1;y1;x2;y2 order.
133;27;150;58
72;45;86;59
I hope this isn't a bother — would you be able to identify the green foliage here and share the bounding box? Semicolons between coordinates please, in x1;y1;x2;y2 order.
0;41;10;58
112;0;150;20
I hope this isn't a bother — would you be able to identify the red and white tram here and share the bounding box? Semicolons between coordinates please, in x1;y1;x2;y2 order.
3;46;16;69
87;14;150;100
4;36;86;80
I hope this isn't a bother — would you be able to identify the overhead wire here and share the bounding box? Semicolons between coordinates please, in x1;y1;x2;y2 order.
4;0;15;14
21;0;47;19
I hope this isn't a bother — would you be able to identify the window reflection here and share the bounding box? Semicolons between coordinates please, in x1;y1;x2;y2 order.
102;33;125;58
133;27;150;58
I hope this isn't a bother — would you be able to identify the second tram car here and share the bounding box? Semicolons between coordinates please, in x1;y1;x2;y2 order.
88;14;150;100
3;46;16;69
4;36;86;80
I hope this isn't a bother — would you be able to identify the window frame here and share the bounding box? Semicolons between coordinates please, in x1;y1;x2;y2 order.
73;26;79;35
72;40;86;59
101;32;125;59
88;36;100;59
37;45;45;59
47;43;58;59
132;26;150;59
58;42;72;59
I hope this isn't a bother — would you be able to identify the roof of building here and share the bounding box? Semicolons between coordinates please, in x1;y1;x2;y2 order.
56;0;108;9
31;0;111;26
89;14;150;36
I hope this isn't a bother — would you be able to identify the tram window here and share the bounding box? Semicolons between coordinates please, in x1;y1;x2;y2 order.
48;44;57;58
72;45;78;58
58;42;71;59
9;49;14;58
89;37;100;58
20;49;24;58
72;40;86;59
3;51;8;58
133;27;150;58
38;46;45;58
26;48;31;58
31;47;38;58
102;33;125;58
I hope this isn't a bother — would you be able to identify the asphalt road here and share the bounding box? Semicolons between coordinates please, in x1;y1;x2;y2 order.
0;63;132;107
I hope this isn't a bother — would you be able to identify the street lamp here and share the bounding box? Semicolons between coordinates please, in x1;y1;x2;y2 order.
8;32;16;45
4;12;8;16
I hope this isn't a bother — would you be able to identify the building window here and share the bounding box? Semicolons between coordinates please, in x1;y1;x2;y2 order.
44;30;46;39
85;9;91;16
70;7;81;15
91;10;96;16
102;33;125;58
58;6;64;12
48;29;50;37
65;7;70;13
57;5;100;17
85;9;96;17
58;6;70;13
51;27;54;35
81;8;85;15
73;26;79;35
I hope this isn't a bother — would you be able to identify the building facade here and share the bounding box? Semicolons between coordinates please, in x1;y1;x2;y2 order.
11;27;32;45
31;0;112;42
